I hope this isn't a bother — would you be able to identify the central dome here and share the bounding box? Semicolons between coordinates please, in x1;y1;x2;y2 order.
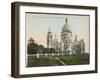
62;18;72;33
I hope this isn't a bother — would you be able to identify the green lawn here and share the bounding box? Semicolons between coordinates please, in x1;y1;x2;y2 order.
59;54;89;65
27;54;89;67
27;57;63;67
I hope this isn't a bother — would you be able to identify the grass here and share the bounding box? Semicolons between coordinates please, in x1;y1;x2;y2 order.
27;57;63;67
59;54;89;65
27;53;89;67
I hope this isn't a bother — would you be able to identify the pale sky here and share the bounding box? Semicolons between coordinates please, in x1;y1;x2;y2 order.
26;13;89;53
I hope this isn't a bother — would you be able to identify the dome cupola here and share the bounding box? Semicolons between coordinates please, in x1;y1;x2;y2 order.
62;18;72;33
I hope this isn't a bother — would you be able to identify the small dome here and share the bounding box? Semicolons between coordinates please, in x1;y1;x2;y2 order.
28;37;34;42
80;39;84;44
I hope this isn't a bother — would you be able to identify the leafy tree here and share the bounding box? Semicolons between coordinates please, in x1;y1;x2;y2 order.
44;48;50;53
27;43;38;54
50;48;55;53
38;45;44;54
28;38;56;55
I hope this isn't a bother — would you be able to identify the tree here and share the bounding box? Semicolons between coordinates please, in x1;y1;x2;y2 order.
27;43;38;54
50;48;55;53
38;45;44;54
44;48;50;53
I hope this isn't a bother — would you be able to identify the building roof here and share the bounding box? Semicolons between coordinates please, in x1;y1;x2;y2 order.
62;18;72;33
28;37;34;42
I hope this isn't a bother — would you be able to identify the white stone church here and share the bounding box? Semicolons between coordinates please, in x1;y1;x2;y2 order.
47;18;85;55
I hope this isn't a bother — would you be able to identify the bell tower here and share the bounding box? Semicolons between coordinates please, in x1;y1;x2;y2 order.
47;27;52;48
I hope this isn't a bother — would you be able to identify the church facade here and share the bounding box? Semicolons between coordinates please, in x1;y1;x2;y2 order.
47;18;85;55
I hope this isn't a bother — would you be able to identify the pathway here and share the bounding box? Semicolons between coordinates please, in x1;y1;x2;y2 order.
53;58;66;65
